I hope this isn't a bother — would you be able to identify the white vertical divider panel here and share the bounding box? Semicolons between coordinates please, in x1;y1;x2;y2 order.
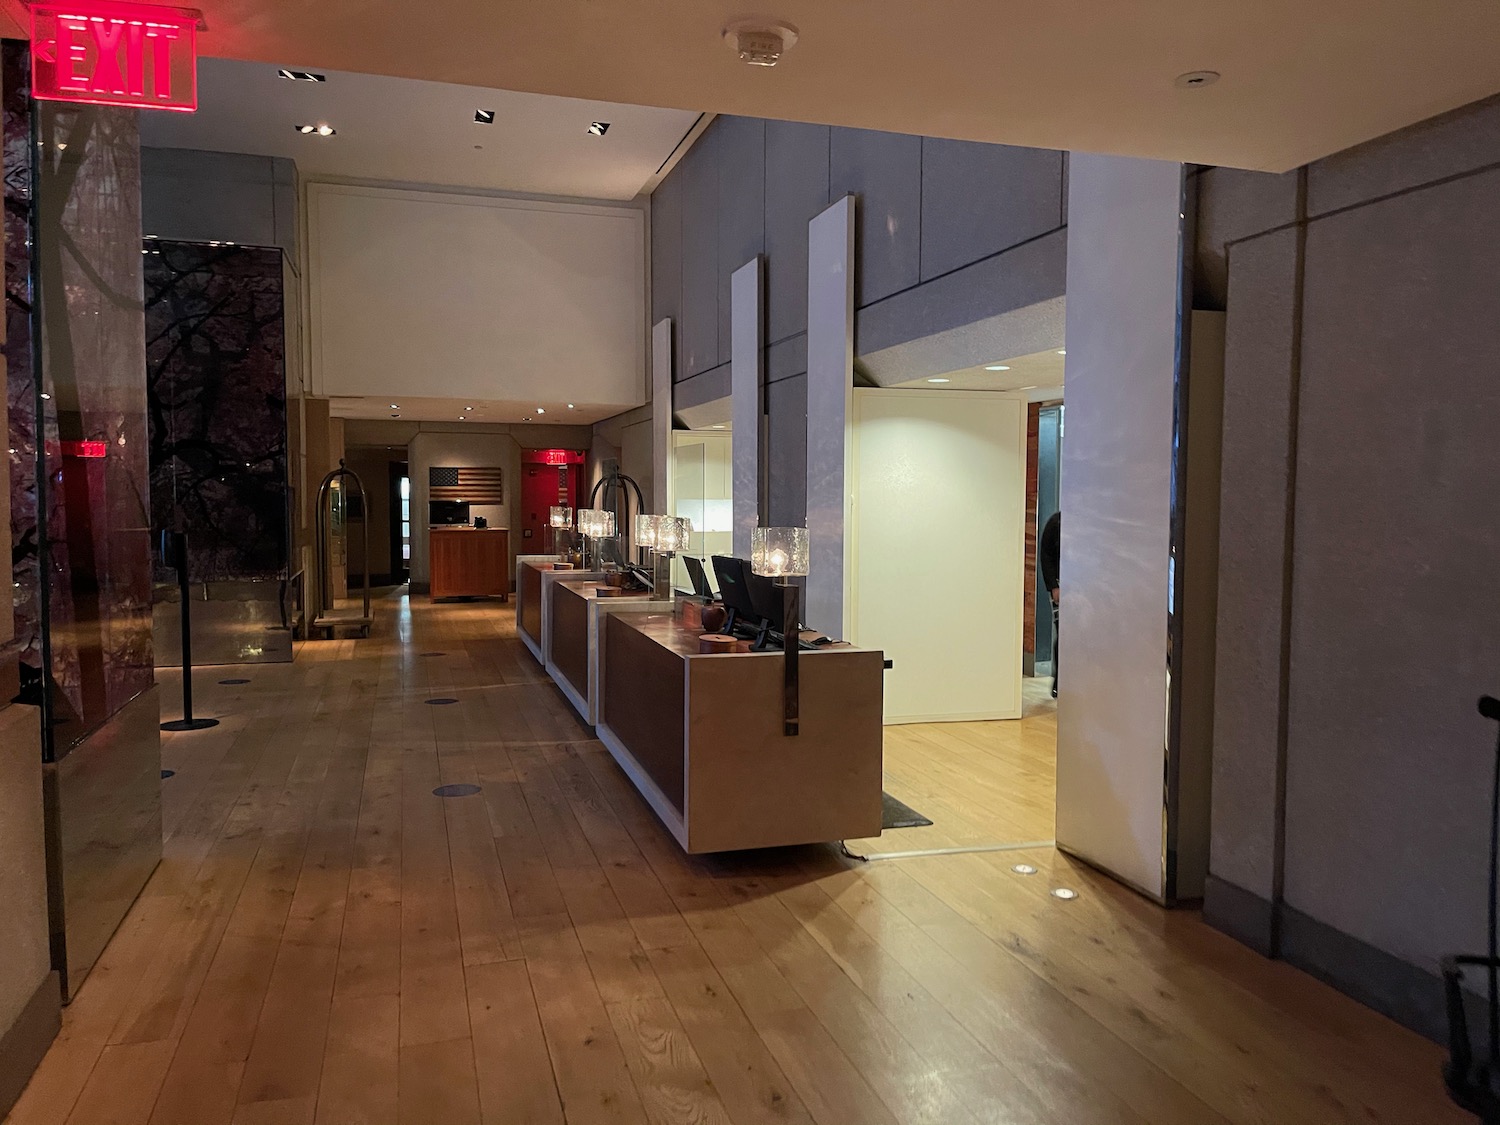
1057;153;1186;902
651;318;673;513
851;389;1026;723
805;197;855;639
730;258;763;558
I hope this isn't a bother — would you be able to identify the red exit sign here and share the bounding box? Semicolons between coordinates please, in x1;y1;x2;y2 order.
31;0;202;112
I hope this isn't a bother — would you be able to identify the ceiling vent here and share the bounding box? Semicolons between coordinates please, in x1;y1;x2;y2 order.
722;19;799;67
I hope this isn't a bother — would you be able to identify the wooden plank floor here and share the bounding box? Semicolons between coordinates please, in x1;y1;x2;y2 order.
847;679;1058;856
5;590;1465;1125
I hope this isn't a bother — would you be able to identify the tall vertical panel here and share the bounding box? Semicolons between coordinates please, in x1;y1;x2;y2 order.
679;126;719;379
716;117;765;368
730;258;762;557
1057;154;1184;901
828;127;921;306
766;374;806;528
651;319;672;513
805;197;854;639
765;122;830;345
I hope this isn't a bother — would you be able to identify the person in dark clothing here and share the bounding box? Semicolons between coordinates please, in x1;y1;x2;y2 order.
1039;511;1060;698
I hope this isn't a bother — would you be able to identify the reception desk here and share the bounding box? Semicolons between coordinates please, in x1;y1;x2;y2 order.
429;527;509;600
515;556;592;663
597;613;884;853
545;580;672;725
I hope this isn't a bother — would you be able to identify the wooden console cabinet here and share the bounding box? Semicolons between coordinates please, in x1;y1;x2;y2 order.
429;527;509;599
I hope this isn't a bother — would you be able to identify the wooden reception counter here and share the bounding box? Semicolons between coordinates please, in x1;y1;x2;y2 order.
596;613;884;853
546;580;673;726
429;526;510;600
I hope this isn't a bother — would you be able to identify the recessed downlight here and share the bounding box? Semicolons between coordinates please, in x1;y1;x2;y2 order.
536;407;546;414
587;121;611;136
464;405;473;411
295;124;336;137
278;69;326;82
475;109;495;124
567;403;575;409
1051;888;1079;901
984;364;1010;371
390;403;399;409
927;378;950;384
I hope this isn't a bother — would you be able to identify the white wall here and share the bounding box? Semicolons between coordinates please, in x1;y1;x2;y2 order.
850;390;1026;723
1056;153;1185;902
308;183;646;409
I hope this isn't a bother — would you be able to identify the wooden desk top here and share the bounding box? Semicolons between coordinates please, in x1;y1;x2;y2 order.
611;613;858;661
556;579;655;603
429;526;510;533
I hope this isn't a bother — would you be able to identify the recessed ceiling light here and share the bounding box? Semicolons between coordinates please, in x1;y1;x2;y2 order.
40;392;51;400
278;69;326;82
295;124;336;136
475;109;495;124
984;365;1010;371
390;403;398;408
927;378;950;384
464;405;473;411
587;121;610;136
1175;70;1220;89
56;142;67;151
567;403;575;410
536;407;546;414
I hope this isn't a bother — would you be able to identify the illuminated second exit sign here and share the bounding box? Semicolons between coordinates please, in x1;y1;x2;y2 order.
30;0;202;112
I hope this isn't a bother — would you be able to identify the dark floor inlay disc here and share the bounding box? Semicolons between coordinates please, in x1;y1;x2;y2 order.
161;770;176;779
425;697;459;705
421;652;446;657
220;678;251;685
433;783;481;798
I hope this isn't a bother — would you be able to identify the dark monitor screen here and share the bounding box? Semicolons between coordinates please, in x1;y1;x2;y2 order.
745;570;785;630
598;537;625;566
429;500;469;525
711;556;759;624
683;556;715;600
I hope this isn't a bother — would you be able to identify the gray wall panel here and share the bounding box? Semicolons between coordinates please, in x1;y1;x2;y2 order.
1282;168;1500;973
1308;93;1500;218
829;127;921;307
679;126;719;379
764;121;830;344
141;148;298;262
1209;228;1299;902
920;140;1064;281
767;373;807;528
1194;167;1299;309
767;333;808;385
650;171;683;362
673;363;731;411
857;228;1066;358
716;117;766;367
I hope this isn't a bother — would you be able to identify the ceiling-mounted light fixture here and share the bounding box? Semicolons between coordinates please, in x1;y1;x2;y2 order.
536;407;546;414
722;18;800;67
587;121;611;136
475;109;495;124
567;403;575;409
295;124;336;136
278;69;326;82
984;364;1010;371
927;378;950;384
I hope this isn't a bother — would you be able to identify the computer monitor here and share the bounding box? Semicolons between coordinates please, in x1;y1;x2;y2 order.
683;556;715;601
597;536;625;567
744;570;787;649
711;556;760;636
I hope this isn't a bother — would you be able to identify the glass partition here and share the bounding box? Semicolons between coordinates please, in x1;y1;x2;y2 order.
671;430;732;591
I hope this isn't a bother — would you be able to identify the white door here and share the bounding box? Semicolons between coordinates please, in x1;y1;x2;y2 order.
851;389;1027;724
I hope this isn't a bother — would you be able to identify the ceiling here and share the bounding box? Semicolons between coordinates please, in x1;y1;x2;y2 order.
329;396;614;426
137;58;701;200
47;0;1499;173
890;347;1067;400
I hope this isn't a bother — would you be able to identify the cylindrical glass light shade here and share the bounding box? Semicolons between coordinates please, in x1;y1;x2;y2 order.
577;508;616;539
655;515;692;554
633;513;662;549
752;526;810;578
549;505;573;529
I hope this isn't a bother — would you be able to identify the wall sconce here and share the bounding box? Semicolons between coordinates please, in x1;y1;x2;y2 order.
577;508;616;569
752;526;810;736
549;505;573;558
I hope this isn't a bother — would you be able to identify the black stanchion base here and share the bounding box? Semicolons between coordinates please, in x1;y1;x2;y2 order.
162;718;220;731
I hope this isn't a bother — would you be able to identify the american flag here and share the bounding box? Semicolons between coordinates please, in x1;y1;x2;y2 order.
429;466;504;503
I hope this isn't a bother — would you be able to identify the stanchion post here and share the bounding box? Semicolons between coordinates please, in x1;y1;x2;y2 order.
162;530;219;732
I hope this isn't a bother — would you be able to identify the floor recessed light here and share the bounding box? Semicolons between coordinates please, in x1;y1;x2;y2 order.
984;364;1010;371
1051;888;1079;901
588;121;611;136
278;69;326;82
475;109;495;124
927;378;950;384
1175;70;1220;90
1012;864;1037;875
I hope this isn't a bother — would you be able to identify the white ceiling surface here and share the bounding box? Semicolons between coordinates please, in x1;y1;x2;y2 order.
891;347;1067;401
113;0;1500;172
330;396;613;426
137;58;700;200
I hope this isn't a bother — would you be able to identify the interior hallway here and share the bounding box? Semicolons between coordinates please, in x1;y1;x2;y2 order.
3;593;1465;1125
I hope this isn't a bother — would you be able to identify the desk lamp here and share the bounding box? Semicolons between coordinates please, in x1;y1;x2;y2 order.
549;505;573;559
577;508;615;570
752;526;810;736
653;516;692;601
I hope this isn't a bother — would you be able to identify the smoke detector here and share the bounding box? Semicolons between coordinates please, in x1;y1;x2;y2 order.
723;19;799;67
